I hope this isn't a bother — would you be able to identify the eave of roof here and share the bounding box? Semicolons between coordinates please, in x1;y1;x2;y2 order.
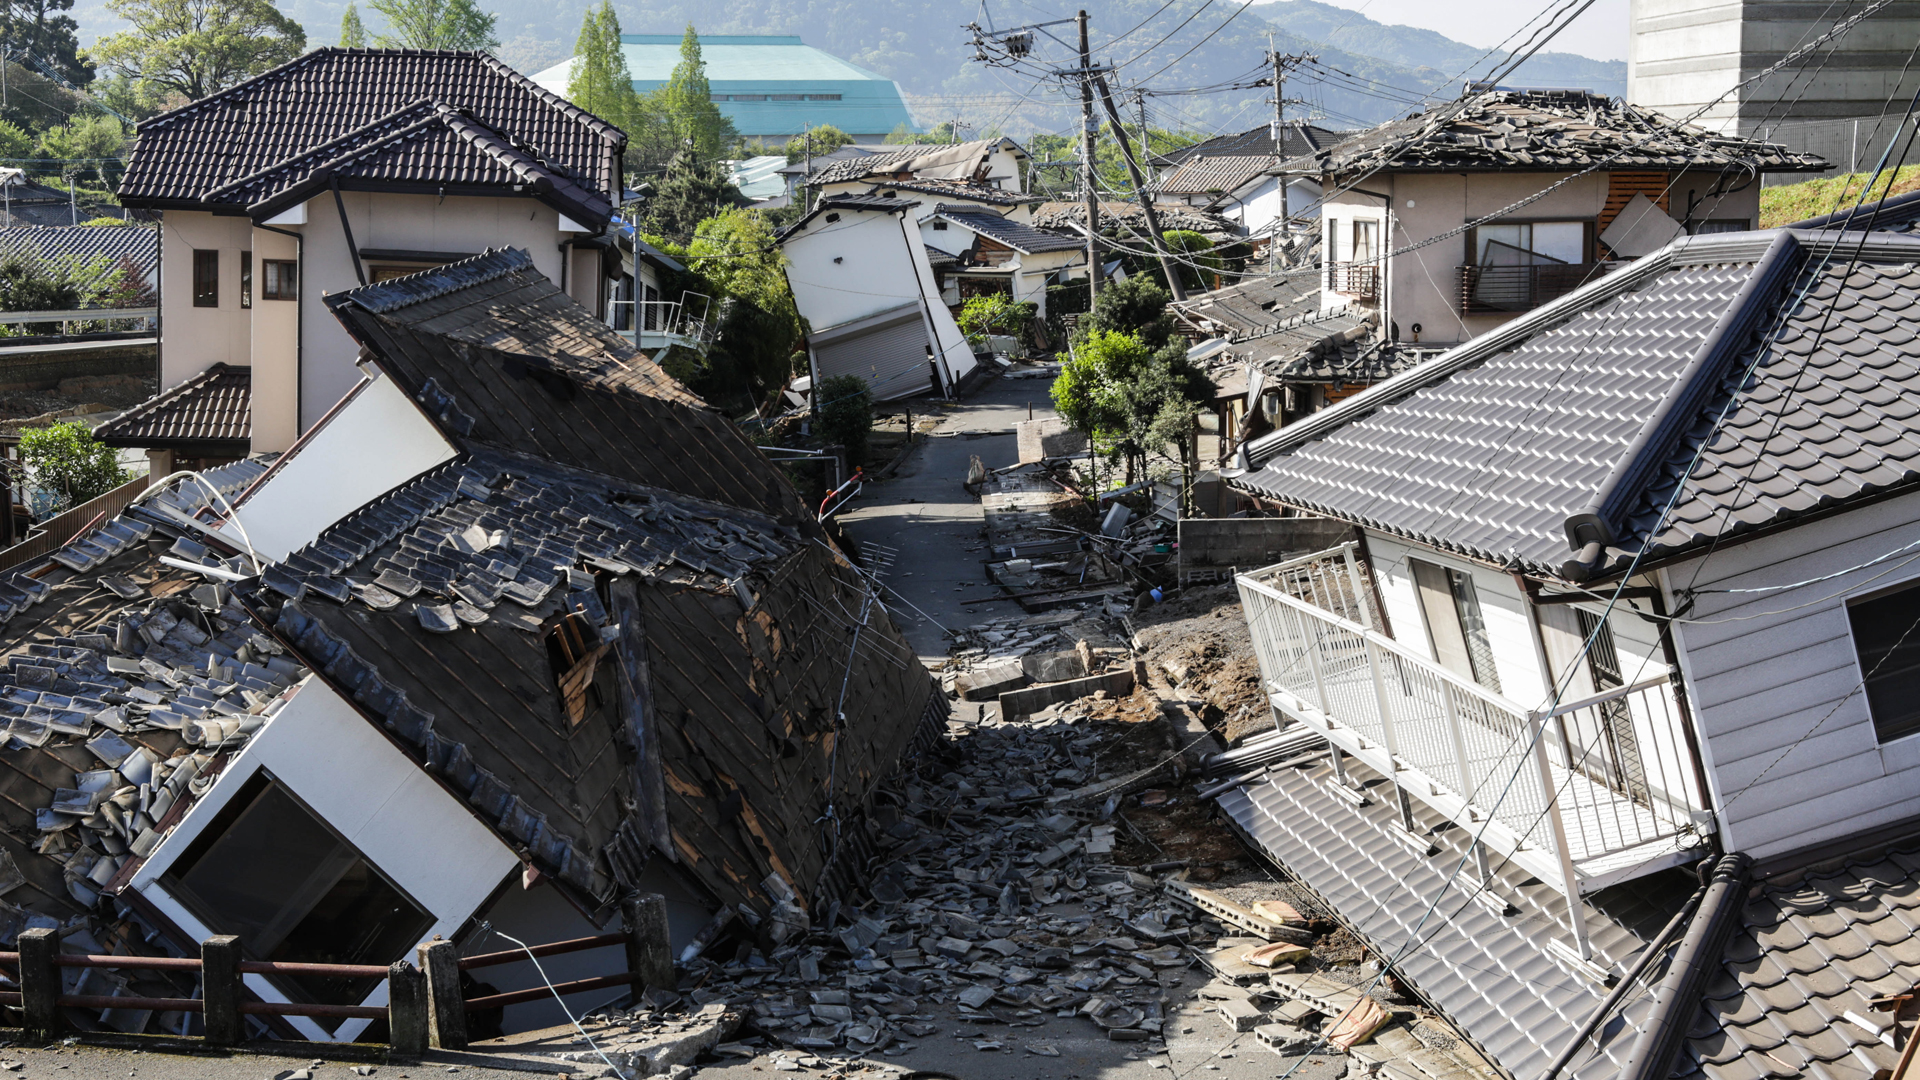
95;363;251;449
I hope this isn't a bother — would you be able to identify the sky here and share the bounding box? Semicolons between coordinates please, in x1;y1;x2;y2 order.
1311;0;1631;61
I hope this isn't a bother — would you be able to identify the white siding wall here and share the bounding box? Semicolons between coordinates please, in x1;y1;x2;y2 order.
1666;488;1920;859
157;212;255;386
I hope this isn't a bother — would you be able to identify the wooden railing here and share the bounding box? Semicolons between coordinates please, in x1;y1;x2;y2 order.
1237;546;1708;963
0;904;673;1052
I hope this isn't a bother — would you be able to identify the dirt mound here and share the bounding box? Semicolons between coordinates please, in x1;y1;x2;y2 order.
1132;584;1268;745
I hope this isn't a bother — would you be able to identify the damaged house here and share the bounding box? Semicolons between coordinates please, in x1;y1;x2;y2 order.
0;248;937;1040
1213;218;1920;1080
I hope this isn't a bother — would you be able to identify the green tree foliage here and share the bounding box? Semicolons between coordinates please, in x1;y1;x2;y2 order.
339;2;368;45
1162;229;1220;292
1076;274;1176;351
0;120;32;159
643;208;800;408
956;293;1035;344
816;373;874;464
0;245;142;334
641;148;746;245
1051;328;1207;484
17;421;129;513
658;26;737;160
36;114;126;183
369;0;499;50
1;0;92;87
92;0;306;101
783;124;851;165
568;0;638;131
0;58;84;133
89;73;184;122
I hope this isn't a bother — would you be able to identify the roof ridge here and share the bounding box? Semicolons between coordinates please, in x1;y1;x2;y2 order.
331;246;537;314
202;99;443;202
475;51;626;148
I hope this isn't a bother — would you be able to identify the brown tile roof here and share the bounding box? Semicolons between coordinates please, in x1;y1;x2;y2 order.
119;48;624;213
1291;90;1828;179
95;363;250;449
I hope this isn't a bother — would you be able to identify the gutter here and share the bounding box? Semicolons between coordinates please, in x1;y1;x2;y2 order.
1615;852;1752;1080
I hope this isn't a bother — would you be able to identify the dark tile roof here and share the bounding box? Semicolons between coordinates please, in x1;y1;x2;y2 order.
864;178;1038;206
95;364;250;450
1288;90;1828;179
0;175;135;227
931;206;1083;254
204;102;611;224
1234;229;1920;579
1788;188;1920;234
0;225;156;278
1674;833;1920;1080
0;461;289;932
1170;275;1321;337
1156;122;1347;169
118;48;623;213
1218;757;1697;1080
323;248;819;527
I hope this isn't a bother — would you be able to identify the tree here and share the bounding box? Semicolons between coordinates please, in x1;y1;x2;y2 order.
0;121;31;160
339;2;367;45
1162;229;1220;292
17;421;129;513
816;374;874;464
568;1;638;130
1;0;92;87
37;114;126;183
641;148;745;244
89;73;184;122
687;208;800;397
658;26;736;159
1051;327;1207;485
1077;273;1176;351
783;124;851;165
369;0;498;51
92;0;305;101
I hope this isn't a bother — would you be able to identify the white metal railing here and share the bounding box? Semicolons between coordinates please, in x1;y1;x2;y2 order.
1236;544;1707;962
609;291;713;348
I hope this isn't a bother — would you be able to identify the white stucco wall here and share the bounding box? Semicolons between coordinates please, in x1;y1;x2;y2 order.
132;676;520;1042
157;212;256;387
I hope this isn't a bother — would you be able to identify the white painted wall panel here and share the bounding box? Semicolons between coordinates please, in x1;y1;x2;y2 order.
232;373;456;561
1668;487;1920;858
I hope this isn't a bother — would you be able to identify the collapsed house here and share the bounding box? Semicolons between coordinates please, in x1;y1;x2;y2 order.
1214;218;1920;1080
0;248;937;1040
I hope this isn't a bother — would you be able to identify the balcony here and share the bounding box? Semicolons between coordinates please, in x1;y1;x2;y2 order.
1456;262;1613;315
1326;262;1379;300
609;291;714;352
1236;544;1709;961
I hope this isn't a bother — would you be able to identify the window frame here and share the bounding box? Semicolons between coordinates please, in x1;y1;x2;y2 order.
1845;574;1920;745
1463;218;1596;266
1409;556;1504;694
240;251;252;309
261;259;298;300
192;250;219;308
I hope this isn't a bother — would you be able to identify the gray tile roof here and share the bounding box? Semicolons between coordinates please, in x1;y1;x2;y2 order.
931;206;1083;254
1288;90;1828;180
119;48;623;214
0;225;156;279
864;178;1036;206
1031;200;1242;237
1234;229;1920;579
1217;756;1696;1080
1155;154;1278;197
1170;276;1322;338
1788;188;1920;234
806;137;1019;185
1675;833;1920;1080
95;363;250;449
1156;122;1347;169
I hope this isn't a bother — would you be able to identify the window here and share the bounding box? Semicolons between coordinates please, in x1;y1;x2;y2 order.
240;251;252;309
932;220;948;230
1350;219;1378;263
1848;579;1920;743
161;773;434;1020
192;250;219;308
1410;559;1503;693
1471;221;1587;266
805;94;843;101
261;260;298;300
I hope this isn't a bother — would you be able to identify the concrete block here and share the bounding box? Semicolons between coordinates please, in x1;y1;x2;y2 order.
1016;417;1088;463
1021;649;1087;683
1218;997;1266;1031
997;667;1135;719
963;660;1028;701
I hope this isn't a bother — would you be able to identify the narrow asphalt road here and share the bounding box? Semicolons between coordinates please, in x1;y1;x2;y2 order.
837;374;1060;659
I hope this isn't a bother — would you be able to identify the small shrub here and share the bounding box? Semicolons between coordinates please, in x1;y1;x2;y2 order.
18;421;130;514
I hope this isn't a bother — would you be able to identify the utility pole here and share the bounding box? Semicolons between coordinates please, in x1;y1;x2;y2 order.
802;123;812;215
1092;73;1187;301
1267;46;1315;252
1077;10;1102;304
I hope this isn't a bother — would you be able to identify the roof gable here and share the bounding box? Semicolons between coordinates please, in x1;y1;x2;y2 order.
95;363;250;450
120;48;624;210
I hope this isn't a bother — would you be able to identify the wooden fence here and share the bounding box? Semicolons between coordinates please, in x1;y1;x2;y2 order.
0;474;149;572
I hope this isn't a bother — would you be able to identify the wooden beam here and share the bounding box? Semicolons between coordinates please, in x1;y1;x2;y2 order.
609;578;673;860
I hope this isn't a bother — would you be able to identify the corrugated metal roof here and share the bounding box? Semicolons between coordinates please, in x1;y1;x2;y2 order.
1233;230;1920;578
1217;757;1694;1080
120;48;623;209
1288;90;1828;179
95;363;250;449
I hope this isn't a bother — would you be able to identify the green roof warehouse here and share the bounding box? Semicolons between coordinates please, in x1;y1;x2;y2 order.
533;34;917;144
